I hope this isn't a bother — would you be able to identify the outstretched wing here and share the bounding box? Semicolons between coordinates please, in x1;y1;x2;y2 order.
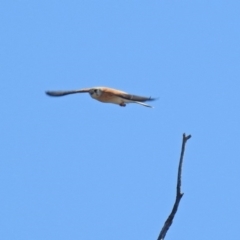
45;88;90;97
118;93;156;102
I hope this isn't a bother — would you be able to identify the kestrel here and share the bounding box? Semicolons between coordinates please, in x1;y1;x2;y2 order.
46;86;156;108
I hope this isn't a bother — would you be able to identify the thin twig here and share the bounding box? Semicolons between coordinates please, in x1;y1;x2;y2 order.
157;133;191;240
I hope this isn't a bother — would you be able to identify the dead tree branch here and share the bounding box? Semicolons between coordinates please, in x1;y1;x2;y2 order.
157;133;191;240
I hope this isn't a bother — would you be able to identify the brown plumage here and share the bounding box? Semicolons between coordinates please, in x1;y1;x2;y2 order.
46;86;156;108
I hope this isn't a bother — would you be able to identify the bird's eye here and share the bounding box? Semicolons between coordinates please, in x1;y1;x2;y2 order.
94;89;97;93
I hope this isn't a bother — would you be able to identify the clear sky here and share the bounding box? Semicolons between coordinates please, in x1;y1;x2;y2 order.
1;1;240;239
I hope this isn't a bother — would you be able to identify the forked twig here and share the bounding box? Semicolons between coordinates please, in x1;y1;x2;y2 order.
157;134;191;240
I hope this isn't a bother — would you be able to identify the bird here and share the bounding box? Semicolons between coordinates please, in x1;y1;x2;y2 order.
45;86;156;108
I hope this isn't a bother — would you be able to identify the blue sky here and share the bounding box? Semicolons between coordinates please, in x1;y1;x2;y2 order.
1;1;240;239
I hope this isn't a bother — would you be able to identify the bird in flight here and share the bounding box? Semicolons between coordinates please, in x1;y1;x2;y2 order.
46;86;156;108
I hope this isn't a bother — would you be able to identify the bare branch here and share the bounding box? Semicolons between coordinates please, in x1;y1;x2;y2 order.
157;133;191;240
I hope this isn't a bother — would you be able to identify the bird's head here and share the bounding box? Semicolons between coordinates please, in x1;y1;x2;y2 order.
89;88;102;99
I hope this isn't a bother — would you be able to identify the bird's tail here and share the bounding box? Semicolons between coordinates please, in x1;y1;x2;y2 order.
134;101;154;108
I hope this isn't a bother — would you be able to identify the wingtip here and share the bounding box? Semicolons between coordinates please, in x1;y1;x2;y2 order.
148;97;158;102
45;90;65;97
45;91;56;96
